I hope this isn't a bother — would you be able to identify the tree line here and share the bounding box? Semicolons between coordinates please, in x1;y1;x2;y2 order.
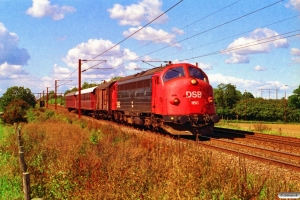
214;83;300;122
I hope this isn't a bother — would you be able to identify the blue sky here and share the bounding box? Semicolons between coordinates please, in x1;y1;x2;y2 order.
0;0;299;99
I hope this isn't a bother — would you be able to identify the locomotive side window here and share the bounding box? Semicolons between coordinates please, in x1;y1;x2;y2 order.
163;66;185;82
188;66;205;80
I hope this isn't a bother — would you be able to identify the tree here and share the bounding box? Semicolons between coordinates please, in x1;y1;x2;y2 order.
0;86;36;111
82;82;97;90
214;83;241;119
2;99;30;124
242;91;254;99
288;85;300;109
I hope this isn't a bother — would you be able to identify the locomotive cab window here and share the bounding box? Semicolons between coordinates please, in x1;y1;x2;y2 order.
163;66;185;82
188;66;205;80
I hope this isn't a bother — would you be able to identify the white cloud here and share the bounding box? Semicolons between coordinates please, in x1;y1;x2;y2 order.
53;64;70;74
290;48;300;64
125;62;139;70
225;53;249;64
108;0;168;26
123;26;181;47
172;27;184;35
289;0;300;11
254;65;267;71
26;0;76;20
198;62;212;70
0;23;30;65
63;38;141;81
223;28;288;64
0;62;29;79
208;73;290;98
290;48;300;56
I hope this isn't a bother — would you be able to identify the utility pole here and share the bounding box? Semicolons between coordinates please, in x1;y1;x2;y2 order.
78;59;108;119
78;59;82;118
55;80;58;110
284;85;287;123
46;87;50;108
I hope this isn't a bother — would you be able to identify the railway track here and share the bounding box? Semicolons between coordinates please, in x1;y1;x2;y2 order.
48;105;300;171
198;135;300;171
214;127;300;147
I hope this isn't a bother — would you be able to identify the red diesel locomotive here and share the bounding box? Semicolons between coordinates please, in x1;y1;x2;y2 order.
65;62;219;135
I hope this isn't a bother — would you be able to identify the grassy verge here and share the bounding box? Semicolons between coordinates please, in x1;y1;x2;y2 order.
4;108;295;199
0;124;22;199
216;120;300;137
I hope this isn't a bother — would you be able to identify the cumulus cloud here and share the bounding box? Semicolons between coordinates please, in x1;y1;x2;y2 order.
225;53;249;64
63;38;140;79
290;47;300;56
0;23;30;65
223;28;288;64
290;47;300;63
125;62;139;70
0;62;29;79
123;26;182;47
53;64;71;74
208;73;290;98
288;0;300;11
198;62;212;70
108;0;168;26
26;0;76;20
254;65;267;71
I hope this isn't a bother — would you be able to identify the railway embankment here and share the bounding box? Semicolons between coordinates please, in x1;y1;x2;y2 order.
1;108;299;199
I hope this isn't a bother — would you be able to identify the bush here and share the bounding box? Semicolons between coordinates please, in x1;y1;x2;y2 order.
2;99;29;124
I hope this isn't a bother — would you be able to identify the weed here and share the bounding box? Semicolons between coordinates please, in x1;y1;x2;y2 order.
6;110;298;199
45;110;55;119
253;122;272;132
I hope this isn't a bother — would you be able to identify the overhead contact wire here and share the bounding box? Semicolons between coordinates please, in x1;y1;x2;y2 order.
183;31;300;61
91;0;183;60
138;0;284;59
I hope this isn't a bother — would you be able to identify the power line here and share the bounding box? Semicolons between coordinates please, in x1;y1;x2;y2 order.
90;0;183;61
55;0;183;85
136;0;243;50
183;30;300;61
161;14;300;60
135;0;284;60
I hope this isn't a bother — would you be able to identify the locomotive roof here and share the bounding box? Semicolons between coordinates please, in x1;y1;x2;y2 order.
65;91;76;96
96;81;116;90
117;65;168;82
75;86;97;95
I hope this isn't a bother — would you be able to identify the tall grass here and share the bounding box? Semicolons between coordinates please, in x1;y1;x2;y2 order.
0;124;22;199
3;109;299;199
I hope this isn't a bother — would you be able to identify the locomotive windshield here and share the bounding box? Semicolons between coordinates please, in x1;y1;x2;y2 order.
163;66;185;82
188;66;205;80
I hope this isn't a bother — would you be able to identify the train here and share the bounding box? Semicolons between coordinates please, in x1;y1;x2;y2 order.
65;62;219;135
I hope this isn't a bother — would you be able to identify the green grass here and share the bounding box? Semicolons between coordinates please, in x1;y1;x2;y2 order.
0;124;22;199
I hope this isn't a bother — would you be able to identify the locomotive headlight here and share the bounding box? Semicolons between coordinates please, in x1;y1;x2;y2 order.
169;97;180;105
208;97;214;104
173;98;180;104
191;79;197;85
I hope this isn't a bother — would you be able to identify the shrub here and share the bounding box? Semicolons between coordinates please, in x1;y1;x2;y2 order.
2;99;29;124
253;122;272;132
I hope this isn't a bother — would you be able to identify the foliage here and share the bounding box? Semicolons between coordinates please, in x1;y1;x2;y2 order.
242;91;255;99
2;99;30;124
108;76;122;82
0;86;36;111
233;98;298;122
64;82;98;95
213;83;300;122
0;124;22;199
11;109;298;199
214;83;242;119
